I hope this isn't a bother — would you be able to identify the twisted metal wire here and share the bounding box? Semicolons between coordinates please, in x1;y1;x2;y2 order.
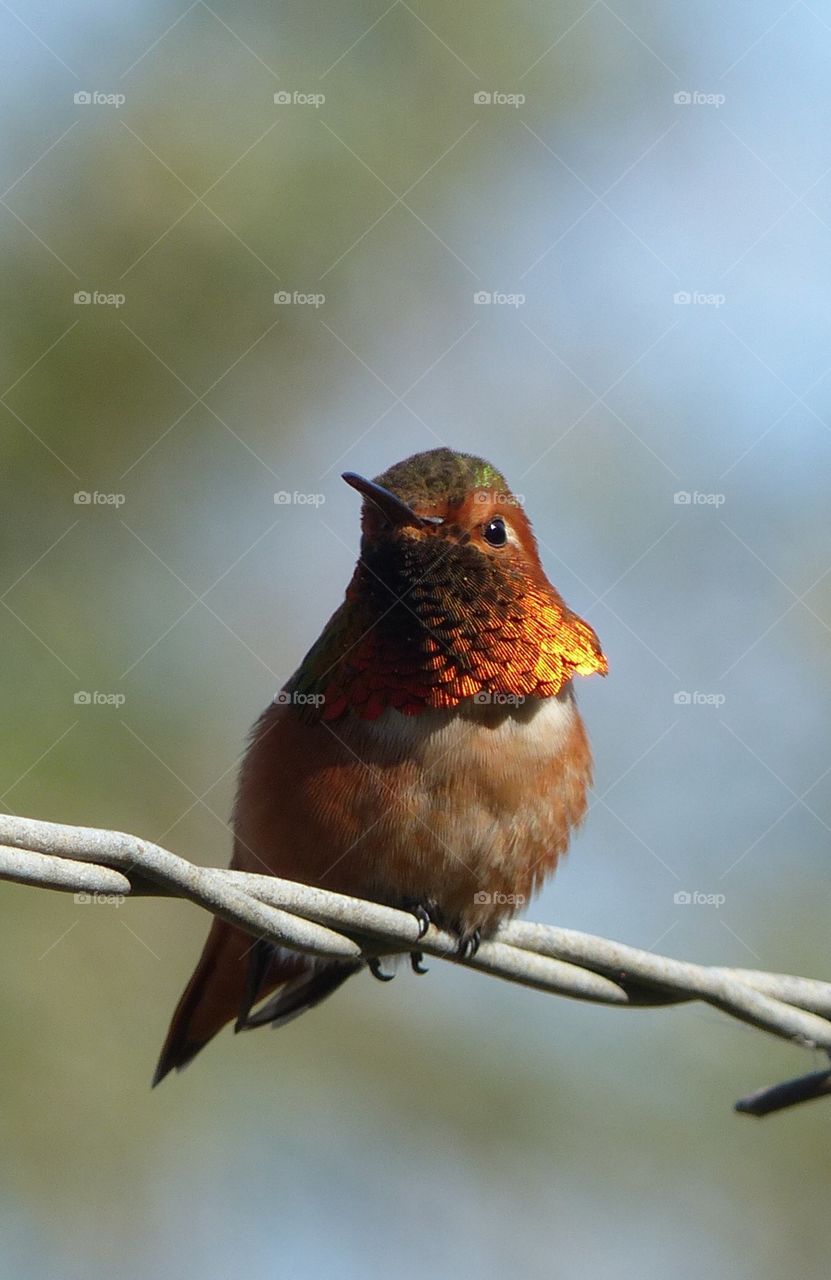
1;813;828;1116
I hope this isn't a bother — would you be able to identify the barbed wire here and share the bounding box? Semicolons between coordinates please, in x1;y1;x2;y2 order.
1;812;828;1117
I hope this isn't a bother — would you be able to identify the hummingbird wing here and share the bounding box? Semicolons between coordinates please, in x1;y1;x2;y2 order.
236;955;361;1031
283;600;355;708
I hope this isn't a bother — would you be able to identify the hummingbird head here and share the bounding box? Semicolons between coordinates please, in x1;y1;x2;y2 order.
342;449;564;606
314;448;607;719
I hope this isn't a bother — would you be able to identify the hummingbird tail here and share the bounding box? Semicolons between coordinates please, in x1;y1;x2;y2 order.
152;919;362;1086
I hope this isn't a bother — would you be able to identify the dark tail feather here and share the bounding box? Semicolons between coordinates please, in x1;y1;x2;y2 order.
237;959;362;1031
153;919;361;1086
154;919;259;1086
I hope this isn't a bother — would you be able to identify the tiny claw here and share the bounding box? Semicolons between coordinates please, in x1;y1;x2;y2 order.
457;928;481;961
369;957;396;982
412;905;432;939
410;951;428;975
404;899;437;939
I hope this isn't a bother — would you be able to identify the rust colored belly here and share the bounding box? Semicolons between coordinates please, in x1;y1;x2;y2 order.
233;689;593;935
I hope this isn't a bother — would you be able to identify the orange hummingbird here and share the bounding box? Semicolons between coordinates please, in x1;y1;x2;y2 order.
154;447;607;1083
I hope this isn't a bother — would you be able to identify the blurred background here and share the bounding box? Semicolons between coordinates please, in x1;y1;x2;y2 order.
2;1;830;1276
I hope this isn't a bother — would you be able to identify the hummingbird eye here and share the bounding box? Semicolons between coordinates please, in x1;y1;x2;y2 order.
483;517;507;547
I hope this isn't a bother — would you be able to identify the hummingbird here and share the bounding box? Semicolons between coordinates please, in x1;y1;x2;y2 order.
154;447;607;1084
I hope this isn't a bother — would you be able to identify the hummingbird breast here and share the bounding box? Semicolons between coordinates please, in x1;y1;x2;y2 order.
233;687;594;937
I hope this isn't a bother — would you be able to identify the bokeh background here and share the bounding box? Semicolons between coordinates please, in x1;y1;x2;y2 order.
2;2;830;1277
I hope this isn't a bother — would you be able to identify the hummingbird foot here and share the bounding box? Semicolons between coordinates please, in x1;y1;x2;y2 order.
457;928;481;961
368;957;396;982
403;898;439;940
410;951;429;975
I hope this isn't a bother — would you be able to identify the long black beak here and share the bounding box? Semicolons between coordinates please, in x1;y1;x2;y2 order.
342;473;442;528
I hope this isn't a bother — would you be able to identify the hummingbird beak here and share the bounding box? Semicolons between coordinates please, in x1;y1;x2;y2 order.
342;473;443;529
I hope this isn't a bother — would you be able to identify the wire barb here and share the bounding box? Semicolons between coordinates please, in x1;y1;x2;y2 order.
1;812;829;1115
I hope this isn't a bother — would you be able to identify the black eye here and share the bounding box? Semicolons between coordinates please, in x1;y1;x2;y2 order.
483;517;507;547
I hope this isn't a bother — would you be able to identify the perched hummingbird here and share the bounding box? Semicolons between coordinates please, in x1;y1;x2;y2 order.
154;448;606;1083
